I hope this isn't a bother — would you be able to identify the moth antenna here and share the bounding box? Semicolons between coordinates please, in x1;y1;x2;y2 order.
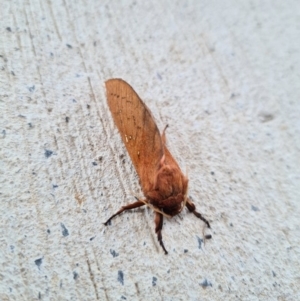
135;197;172;218
159;154;166;167
178;181;189;214
162;124;169;144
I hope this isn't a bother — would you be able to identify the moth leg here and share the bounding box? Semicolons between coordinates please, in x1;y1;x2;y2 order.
186;198;211;229
104;200;145;225
155;212;168;255
161;124;169;145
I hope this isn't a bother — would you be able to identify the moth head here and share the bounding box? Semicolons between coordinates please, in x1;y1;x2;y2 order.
146;185;189;218
158;193;186;217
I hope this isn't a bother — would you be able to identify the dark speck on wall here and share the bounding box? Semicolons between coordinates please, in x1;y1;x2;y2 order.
28;85;35;92
211;171;215;175
251;205;259;211
45;149;53;158
92;162;97;166
65;116;69;123
47;229;51;234
152;276;157;286
118;270;124;285
110;249;119;257
73;271;79;280
259;113;274;123
197;236;203;249
66;44;72;48
60;223;69;236
6;27;12;32
200;279;212;288
35;257;43;269
184;249;188;253
121;296;127;300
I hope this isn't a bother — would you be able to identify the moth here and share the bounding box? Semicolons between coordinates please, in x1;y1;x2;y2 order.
104;78;210;254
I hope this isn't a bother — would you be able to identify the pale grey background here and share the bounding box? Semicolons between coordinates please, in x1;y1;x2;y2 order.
1;0;300;300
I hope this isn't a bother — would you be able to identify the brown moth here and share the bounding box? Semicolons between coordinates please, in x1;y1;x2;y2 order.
104;78;210;254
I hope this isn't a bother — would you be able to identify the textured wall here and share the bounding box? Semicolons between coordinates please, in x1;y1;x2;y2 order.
1;0;300;300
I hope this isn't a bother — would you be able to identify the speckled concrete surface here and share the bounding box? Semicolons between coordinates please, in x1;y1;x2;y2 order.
1;0;300;300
